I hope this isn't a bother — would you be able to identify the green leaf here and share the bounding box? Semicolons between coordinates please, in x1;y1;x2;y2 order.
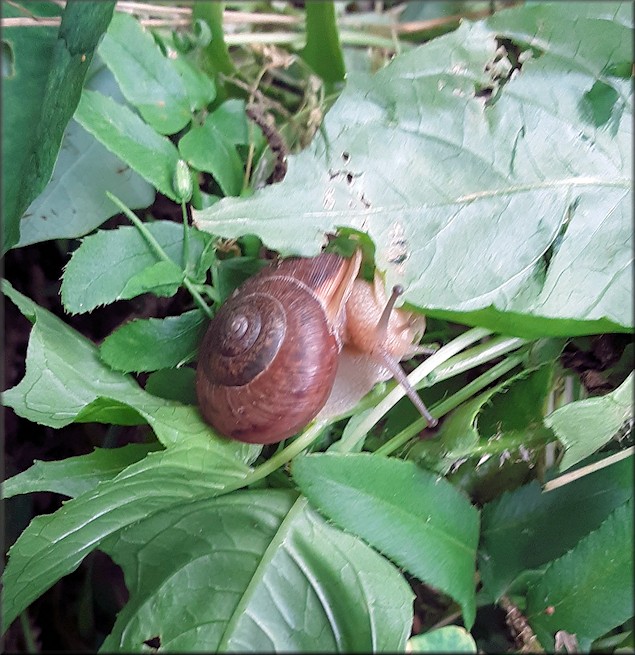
61;221;197;314
2;1;115;253
178;116;244;196
408;626;477;653
171;55;216;112
101;496;413;652
2;279;260;455
1;442;253;631
301;1;346;86
99;12;191;134
411;364;554;474
2;1;59;253
2;443;160;499
120;260;184;299
145;368;197;404
193;3;632;337
74;90;181;201
207;99;249;144
526;499;634;648
100;310;207;373
16;61;155;247
545;372;633;471
292;453;479;628
478;453;633;602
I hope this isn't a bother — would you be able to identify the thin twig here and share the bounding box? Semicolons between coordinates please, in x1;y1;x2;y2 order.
543;447;634;492
2;16;61;26
224;11;300;26
115;1;191;15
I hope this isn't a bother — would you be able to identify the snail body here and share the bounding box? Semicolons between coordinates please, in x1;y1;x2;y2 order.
196;251;435;444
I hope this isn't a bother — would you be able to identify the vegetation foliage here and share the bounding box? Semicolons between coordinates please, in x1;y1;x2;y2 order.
2;1;633;652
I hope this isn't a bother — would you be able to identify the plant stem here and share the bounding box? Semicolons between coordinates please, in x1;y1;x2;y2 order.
107;192;213;318
181;200;190;275
376;352;526;457
19;611;38;653
335;327;492;453
184;280;214;318
107;192;172;264
420;335;527;388
230;421;327;490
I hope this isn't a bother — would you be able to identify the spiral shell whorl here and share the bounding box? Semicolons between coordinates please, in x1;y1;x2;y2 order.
200;291;286;387
196;273;340;444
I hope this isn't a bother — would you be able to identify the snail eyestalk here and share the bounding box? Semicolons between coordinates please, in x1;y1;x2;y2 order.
375;284;404;341
376;348;438;428
373;284;437;428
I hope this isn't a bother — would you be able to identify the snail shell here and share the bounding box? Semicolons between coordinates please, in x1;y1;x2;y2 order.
196;253;359;444
196;251;433;444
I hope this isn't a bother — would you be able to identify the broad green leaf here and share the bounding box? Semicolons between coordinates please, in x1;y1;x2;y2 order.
194;3;633;337
546;372;633;471
2;443;160;500
99;12;190;134
2;1;60;253
145;368;197;404
207;99;250;144
120;260;184;299
2;280;260;455
61;221;199;314
411;364;554;474
178;116;244;196
293;453;479;628
478;453;633;602
101;495;413;652
1;443;253;631
171;55;216;112
526;499;634;649
408;626;477;653
16;60;155;247
100;310;207;373
74;90;181;201
301;1;346;86
1;1;115;253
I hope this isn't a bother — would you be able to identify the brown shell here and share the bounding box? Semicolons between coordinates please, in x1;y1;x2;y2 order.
195;254;358;444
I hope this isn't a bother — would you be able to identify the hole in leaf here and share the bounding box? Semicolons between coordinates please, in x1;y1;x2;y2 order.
2;40;15;79
604;61;632;79
542;197;579;270
579;80;620;128
477;38;540;107
143;635;161;650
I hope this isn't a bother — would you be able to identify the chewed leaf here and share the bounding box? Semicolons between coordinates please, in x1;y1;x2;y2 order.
546;372;633;471
2;443;160;499
194;4;632;337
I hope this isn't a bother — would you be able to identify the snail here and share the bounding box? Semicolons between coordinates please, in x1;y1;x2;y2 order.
195;250;437;444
